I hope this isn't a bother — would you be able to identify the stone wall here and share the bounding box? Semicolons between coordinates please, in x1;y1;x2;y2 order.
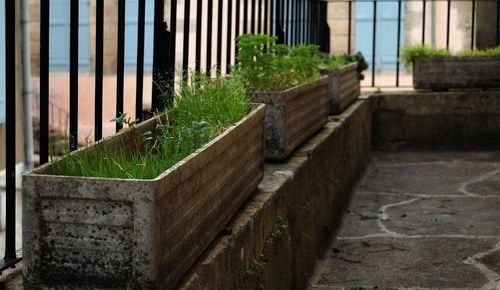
327;1;496;55
177;100;372;290
405;1;472;51
327;2;354;55
372;91;500;149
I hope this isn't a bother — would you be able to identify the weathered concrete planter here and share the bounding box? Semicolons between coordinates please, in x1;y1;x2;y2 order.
251;76;329;160
22;104;266;289
327;62;361;114
413;56;500;91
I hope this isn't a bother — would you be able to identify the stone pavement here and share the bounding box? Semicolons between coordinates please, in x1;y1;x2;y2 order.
308;150;500;290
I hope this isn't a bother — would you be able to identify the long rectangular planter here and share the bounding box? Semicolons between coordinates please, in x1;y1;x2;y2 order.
413;56;500;91
22;104;266;289
251;76;329;160
327;62;361;114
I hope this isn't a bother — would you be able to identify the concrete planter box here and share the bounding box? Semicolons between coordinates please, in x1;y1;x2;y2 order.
251;76;329;160
22;104;266;289
413;56;500;91
327;62;361;114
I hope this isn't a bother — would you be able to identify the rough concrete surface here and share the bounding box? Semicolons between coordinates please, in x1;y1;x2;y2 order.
413;56;500;91
308;150;500;290
22;105;266;289
178;100;371;290
328;62;360;114
372;91;500;149
251;77;329;160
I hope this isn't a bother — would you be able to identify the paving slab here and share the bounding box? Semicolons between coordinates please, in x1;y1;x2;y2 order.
309;151;500;290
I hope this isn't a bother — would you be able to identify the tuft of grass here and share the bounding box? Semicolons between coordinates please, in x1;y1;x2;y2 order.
402;44;500;68
318;51;368;74
401;44;451;68
460;46;500;57
51;73;249;180
235;34;322;92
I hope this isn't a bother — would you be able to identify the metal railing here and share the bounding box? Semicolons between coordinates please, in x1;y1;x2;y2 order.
330;0;500;88
2;0;500;273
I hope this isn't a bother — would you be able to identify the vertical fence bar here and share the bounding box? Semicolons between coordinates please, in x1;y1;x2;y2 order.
217;0;223;71
226;0;233;73
183;0;191;77
152;0;168;112
195;0;203;72
269;0;273;35
396;0;401;87
305;0;309;43
135;0;146;122
421;0;426;45
4;0;16;262
70;0;79;150
235;0;241;61
116;0;126;132
243;0;248;33
497;1;500;45
294;0;300;44
285;0;290;44
371;0;376;87
348;0;352;53
319;1;329;52
303;0;307;43
40;0;49;164
167;0;178;101
289;0;294;44
299;0;306;43
258;0;262;33
309;0;314;45
276;0;284;43
446;0;450;49
251;0;256;33
207;0;214;73
264;0;269;34
471;0;475;50
95;0;104;140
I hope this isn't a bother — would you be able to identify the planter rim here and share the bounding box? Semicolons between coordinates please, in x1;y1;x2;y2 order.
250;75;329;95
27;103;266;182
414;55;500;61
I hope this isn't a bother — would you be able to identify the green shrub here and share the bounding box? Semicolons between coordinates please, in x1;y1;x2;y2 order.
402;44;500;67
318;51;368;74
401;44;451;68
51;73;249;179
460;46;500;57
235;34;321;92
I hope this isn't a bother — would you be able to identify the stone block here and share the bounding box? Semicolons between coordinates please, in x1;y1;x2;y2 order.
23;105;266;289
251;77;330;160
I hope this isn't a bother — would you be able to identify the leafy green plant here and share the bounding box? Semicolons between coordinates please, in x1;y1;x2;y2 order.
51;73;249;179
460;46;500;57
238;217;289;290
401;45;451;67
235;34;321;92
402;44;500;68
318;51;368;75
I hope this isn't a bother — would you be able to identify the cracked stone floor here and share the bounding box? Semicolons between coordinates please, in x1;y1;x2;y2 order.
308;150;500;290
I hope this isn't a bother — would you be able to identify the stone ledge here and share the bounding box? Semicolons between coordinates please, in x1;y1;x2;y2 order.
371;91;500;149
177;100;372;290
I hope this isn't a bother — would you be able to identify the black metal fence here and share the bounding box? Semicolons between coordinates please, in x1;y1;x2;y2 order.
2;0;500;273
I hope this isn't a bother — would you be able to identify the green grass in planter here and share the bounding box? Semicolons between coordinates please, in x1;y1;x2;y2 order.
235;34;321;92
401;45;451;68
318;51;368;74
50;74;249;179
460;46;500;57
402;44;500;68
